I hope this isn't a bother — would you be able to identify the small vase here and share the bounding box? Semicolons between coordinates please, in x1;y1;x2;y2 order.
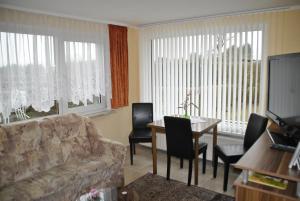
183;111;190;119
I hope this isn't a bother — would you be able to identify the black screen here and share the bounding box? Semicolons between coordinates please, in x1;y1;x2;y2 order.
268;53;300;127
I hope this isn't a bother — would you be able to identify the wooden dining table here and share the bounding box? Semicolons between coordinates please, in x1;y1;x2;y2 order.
148;117;221;185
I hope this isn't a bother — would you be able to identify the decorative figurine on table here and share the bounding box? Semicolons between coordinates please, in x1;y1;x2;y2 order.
178;91;199;118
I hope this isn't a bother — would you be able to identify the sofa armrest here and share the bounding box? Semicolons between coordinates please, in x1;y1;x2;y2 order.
89;135;127;170
85;118;127;186
85;117;127;161
94;137;127;163
87;136;127;187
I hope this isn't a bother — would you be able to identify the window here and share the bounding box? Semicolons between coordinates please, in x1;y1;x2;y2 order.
0;32;59;124
62;41;107;115
0;13;110;124
140;25;266;135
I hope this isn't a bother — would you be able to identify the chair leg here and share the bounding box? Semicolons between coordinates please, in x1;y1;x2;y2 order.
167;155;171;180
213;151;218;178
202;150;206;174
130;142;134;165
133;143;136;155
223;162;230;192
188;159;193;186
180;158;184;169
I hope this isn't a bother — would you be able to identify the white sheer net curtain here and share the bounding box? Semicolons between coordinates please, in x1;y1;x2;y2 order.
64;41;102;106
62;26;110;109
140;14;267;135
0;8;111;123
0;32;58;123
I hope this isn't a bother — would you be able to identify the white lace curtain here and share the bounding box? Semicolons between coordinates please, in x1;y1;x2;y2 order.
0;8;111;122
0;33;57;120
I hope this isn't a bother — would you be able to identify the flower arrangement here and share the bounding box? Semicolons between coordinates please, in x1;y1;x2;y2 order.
87;188;102;201
178;91;199;118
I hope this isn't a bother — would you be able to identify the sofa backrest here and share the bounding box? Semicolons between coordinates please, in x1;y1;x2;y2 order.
0;113;92;188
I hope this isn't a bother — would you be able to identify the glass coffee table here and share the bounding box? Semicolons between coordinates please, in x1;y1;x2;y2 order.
76;187;118;201
76;187;139;201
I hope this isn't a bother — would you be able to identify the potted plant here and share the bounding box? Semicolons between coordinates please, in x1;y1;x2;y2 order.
178;91;199;118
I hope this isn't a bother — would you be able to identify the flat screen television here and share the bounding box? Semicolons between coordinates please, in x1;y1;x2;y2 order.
267;53;300;133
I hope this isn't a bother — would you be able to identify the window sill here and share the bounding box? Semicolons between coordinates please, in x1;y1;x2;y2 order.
205;130;245;139
1;109;114;125
2;114;59;126
84;109;114;118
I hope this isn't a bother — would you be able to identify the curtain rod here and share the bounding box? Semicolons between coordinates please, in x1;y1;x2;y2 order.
140;5;300;28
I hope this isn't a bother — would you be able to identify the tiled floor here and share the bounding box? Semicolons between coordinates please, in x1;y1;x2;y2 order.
124;145;240;197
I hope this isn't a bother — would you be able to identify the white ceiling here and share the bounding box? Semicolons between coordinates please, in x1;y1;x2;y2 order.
0;0;300;27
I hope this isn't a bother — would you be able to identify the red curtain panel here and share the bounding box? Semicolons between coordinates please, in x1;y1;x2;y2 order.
109;24;129;108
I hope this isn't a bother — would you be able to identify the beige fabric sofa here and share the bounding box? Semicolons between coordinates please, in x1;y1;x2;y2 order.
0;113;127;201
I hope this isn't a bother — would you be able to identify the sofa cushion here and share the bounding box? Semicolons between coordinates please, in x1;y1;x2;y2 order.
0;113;126;201
0;163;77;201
0;156;123;201
39;114;92;163
0;121;50;187
0;114;92;188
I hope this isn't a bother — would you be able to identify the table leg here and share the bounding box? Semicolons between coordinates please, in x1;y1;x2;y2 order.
152;128;157;174
194;134;199;185
212;125;218;166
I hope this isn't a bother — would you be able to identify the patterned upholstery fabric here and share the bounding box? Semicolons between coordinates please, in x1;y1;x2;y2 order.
0;114;126;201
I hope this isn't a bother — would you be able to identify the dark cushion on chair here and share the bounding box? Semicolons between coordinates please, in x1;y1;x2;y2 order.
215;144;245;163
132;103;153;129
243;114;269;150
213;113;268;192
129;103;153;165
129;128;152;143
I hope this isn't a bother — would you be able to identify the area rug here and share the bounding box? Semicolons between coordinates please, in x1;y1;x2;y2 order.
120;173;234;201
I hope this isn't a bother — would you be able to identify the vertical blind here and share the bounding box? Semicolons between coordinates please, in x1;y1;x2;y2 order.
140;16;267;135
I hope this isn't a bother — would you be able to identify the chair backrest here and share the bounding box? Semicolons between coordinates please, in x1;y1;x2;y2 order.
243;113;268;150
132;103;153;129
164;116;194;159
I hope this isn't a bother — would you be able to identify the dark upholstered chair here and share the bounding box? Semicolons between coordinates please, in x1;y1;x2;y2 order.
213;113;268;191
164;116;208;186
129;103;153;165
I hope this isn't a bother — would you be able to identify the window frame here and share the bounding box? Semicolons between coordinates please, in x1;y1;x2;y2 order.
146;29;265;135
59;96;108;116
0;30;110;124
57;37;109;116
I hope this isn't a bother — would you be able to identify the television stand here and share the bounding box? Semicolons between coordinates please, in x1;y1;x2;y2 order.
234;132;300;201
